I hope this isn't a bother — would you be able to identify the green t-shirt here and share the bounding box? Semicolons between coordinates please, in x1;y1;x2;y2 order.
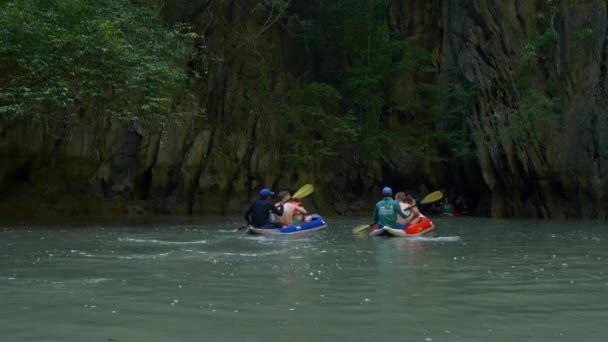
373;197;410;228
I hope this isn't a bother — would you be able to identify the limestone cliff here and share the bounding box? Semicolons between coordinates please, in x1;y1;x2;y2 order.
0;0;606;221
429;1;607;220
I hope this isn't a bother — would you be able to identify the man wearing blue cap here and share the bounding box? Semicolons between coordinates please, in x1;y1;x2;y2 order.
244;188;286;228
373;187;410;228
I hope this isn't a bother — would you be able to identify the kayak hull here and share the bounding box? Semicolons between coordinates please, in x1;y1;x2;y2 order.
248;215;327;236
382;226;433;237
369;217;434;237
370;225;434;237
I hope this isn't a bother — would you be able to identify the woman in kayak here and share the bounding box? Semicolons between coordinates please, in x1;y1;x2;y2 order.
395;192;413;229
402;194;433;229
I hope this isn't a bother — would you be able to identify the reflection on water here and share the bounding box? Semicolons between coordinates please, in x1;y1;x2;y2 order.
0;216;607;342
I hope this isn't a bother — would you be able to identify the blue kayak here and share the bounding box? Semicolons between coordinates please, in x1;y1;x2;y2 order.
248;214;327;236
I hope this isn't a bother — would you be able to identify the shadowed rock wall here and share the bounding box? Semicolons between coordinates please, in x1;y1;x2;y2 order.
1;0;606;220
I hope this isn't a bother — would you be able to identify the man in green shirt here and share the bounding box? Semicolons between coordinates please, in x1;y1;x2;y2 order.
373;187;411;228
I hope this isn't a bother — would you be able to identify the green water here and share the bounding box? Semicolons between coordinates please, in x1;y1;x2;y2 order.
1;216;606;341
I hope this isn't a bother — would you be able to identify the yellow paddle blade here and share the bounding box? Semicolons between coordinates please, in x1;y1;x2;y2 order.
421;191;443;204
292;184;314;199
352;223;373;233
232;225;248;233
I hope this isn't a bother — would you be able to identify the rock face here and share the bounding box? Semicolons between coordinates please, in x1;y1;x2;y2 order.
381;0;606;220
0;0;606;220
430;1;607;220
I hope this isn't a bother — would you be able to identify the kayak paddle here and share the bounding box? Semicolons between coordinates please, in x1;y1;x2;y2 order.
232;225;249;233
352;223;375;233
291;183;314;200
420;191;443;204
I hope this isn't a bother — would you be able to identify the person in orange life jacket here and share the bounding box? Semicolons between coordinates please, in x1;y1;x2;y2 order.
373;187;410;229
291;200;310;225
244;188;286;228
395;191;413;229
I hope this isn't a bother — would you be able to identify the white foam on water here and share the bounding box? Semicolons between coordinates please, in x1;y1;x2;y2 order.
70;249;96;257
407;236;462;242
241;235;320;245
118;252;172;260
119;237;208;245
237;250;286;257
53;278;113;285
82;278;112;284
190;250;286;257
72;249;174;260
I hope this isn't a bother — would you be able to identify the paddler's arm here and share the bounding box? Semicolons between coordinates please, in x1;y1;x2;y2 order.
296;204;307;215
244;204;254;224
396;203;411;219
373;205;379;223
270;202;284;217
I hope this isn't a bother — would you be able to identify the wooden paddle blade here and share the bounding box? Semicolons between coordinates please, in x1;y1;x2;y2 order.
292;184;314;199
421;191;443;204
352;223;373;233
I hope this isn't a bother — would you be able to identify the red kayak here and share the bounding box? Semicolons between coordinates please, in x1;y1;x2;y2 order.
369;217;434;237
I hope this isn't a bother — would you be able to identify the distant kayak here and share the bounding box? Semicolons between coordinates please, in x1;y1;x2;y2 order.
369;217;434;237
247;214;327;236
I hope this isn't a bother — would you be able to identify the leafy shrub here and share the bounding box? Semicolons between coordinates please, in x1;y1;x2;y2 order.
0;0;196;124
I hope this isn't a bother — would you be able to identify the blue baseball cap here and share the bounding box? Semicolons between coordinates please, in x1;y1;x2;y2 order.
259;188;275;197
382;187;392;196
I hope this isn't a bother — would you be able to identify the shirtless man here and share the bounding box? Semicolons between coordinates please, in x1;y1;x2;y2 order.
274;190;309;226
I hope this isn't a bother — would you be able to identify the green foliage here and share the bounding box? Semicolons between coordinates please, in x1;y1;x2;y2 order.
572;27;594;40
261;0;471;163
243;45;357;164
516;84;560;129
508;1;562;139
254;0;290;13
341;38;396;132
279;81;358;164
331;0;443;158
390;79;477;160
242;0;473;164
0;0;196;124
521;29;559;70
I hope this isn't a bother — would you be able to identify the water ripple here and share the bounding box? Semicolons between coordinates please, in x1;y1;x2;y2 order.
118;237;208;245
